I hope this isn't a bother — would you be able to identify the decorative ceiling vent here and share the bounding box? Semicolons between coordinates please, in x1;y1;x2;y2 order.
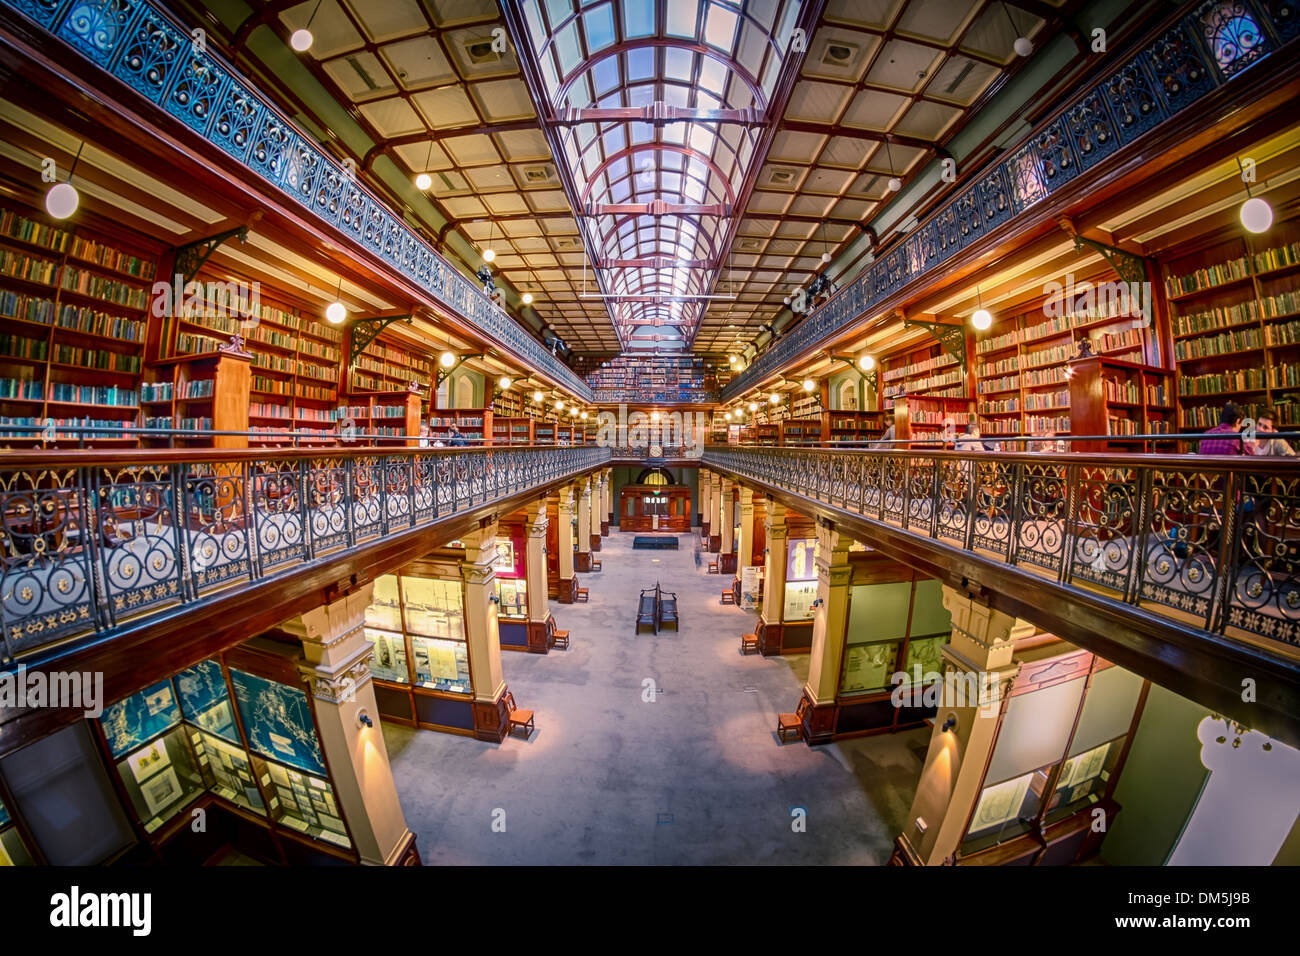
739;238;761;250
554;236;580;248
821;41;860;69
521;165;555;184
768;168;797;186
346;55;382;91
464;36;503;65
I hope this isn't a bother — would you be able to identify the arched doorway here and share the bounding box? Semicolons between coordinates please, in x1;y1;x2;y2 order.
620;469;690;532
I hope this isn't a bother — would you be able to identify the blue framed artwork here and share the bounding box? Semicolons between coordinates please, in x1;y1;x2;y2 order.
99;679;182;759
229;669;326;776
175;659;240;743
0;798;10;828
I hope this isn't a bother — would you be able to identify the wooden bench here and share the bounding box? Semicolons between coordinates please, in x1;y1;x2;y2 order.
504;691;534;739
740;632;759;654
636;586;658;634
777;698;808;744
657;586;678;632
720;589;735;605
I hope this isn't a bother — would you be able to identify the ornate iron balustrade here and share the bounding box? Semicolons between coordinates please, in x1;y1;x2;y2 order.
703;445;1300;655
590;389;720;404
721;0;1299;400
0;444;609;663
1;0;591;402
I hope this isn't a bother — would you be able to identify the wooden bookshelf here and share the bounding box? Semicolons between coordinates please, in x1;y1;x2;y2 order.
780;418;822;446
0;201;156;446
893;394;975;447
428;407;488;445
826;409;885;445
1067;353;1174;451
973;271;1158;442
1163;219;1300;430
882;342;969;418
347;334;432;395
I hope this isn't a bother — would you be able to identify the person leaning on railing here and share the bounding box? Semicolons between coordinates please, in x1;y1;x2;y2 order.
1249;407;1297;458
1197;402;1246;455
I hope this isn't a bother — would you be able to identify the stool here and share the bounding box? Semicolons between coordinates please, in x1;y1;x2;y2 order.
740;633;759;654
552;628;570;649
720;589;735;605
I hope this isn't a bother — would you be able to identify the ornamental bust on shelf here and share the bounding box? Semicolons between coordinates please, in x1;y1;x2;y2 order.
1075;337;1096;359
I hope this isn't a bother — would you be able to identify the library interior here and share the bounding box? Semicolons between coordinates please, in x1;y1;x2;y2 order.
0;0;1296;870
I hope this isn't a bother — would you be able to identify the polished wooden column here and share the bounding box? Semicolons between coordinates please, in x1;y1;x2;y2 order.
288;585;417;865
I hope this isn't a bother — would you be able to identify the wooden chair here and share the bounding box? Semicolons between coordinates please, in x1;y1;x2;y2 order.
504;691;534;739
590;558;602;572
551;626;570;649
707;560;719;574
777;697;808;744
740;632;759;655
575;585;589;603
720;589;735;605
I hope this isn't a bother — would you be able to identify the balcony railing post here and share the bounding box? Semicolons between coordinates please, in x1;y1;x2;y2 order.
1060;462;1081;586
1209;468;1242;635
1126;465;1155;606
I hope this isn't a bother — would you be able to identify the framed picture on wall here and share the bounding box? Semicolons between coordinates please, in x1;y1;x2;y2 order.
786;538;817;582
493;539;515;572
140;767;183;818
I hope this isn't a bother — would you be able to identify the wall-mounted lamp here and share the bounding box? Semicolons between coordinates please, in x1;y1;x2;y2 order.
488;594;500;605
810;597;824;609
942;714;958;733
357;709;374;729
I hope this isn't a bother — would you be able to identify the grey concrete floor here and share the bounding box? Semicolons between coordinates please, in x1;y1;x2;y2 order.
384;530;928;865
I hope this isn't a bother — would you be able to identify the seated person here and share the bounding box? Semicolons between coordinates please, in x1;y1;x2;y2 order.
1198;402;1245;455
870;423;896;450
1248;407;1296;457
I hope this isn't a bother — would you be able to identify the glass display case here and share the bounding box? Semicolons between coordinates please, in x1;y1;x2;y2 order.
175;658;240;744
99;681;205;833
495;577;528;619
253;755;351;849
366;573;403;632
365;626;410;683
189;728;265;815
412;636;472;693
783;537;818;621
964;768;1048;850
229;668;328;776
401;576;465;642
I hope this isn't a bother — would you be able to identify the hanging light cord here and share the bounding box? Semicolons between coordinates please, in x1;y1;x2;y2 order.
305;0;324;31
1001;2;1019;36
67;142;85;183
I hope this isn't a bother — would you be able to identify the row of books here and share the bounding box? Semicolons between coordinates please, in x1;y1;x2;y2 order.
141;382;173;402
883;351;959;382
1174;327;1261;361
1025;389;1070;410
249;402;291;420
0;377;44;400
1023;343;1073;369
56;304;145;342
1024;367;1069;388
0;333;46;361
1259;289;1300;320
0;249;58;284
59;266;150;309
1252;240;1300;274
1172;300;1260;337
51;344;141;373
884;369;964;396
1025;415;1070;433
47;383;138;406
1266;319;1300;347
1094;327;1144;354
979;397;1019;413
1165;255;1249;296
1268;362;1300;389
1177;368;1267;395
978;374;1020;394
429;416;484;427
177;379;214;400
0;210;68;253
69;235;154;280
1182;403;1261;428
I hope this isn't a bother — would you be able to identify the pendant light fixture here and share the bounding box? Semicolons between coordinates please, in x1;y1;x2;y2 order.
1238;158;1274;234
45;142;83;220
858;353;876;372
1003;2;1033;57
971;285;993;331
325;276;346;325
521;291;534;305
481;219;496;263
819;221;831;264
885;140;902;193
290;0;323;52
414;139;434;191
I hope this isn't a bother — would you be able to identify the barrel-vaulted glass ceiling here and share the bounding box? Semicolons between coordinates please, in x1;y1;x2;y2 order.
515;0;807;350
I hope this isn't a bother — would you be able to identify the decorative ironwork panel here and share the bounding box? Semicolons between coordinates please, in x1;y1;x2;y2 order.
111;6;183;104
0;468;97;656
92;465;183;627
208;76;262;160
1139;468;1225;627
247;110;296;186
350;458;385;543
10;0;70;27
1062;91;1121;173
1147;20;1218;111
304;457;349;557
1067;465;1141;597
1191;0;1272;78
167;48;229;134
250;460;305;573
1012;461;1069;575
1225;471;1300;646
182;463;252;595
57;0;140;65
970;459;1017;558
1260;0;1300;41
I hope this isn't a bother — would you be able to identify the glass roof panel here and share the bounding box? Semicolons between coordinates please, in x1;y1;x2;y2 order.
666;3;698;39
704;4;740;51
623;2;655;39
583;3;617;53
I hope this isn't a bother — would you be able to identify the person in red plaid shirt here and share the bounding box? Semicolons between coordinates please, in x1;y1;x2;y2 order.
1197;402;1246;455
